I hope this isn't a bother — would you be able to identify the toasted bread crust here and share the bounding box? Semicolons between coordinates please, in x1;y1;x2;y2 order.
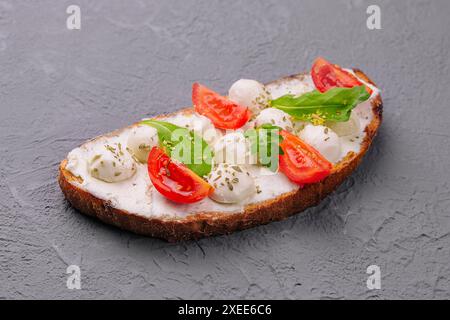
58;69;382;242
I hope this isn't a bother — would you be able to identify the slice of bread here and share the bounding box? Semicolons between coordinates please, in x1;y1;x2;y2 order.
58;69;382;242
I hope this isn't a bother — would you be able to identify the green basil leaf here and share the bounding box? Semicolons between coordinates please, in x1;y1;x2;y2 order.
271;85;370;124
140;119;212;177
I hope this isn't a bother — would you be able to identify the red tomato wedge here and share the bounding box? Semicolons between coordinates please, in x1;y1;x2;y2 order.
311;57;372;95
278;130;332;185
148;147;213;204
192;83;251;130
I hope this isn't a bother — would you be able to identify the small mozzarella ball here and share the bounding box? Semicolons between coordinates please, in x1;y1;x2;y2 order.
228;79;271;116
299;124;341;163
255;108;293;131
326;111;361;137
88;144;136;182
213;132;256;165
292;120;308;135
207;163;255;203
126;125;158;163
170;114;222;144
192;115;223;145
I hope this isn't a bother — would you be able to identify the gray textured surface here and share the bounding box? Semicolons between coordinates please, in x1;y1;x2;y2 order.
1;0;449;299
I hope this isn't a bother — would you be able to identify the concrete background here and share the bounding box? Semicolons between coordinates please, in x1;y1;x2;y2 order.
1;0;449;299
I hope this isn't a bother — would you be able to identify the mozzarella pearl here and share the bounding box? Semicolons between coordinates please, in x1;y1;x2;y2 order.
213;132;256;165
326;111;361;137
88;144;136;182
170;114;222;144
207;163;255;203
299;124;341;163
126;125;159;163
292;120;308;135
228;79;271;116
255;108;293;131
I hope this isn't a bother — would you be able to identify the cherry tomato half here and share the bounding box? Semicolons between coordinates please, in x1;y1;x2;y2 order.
278;130;332;185
192;83;251;130
311;57;372;94
148;147;213;204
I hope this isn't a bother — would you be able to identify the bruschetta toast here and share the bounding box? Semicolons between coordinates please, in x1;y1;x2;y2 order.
59;58;382;242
